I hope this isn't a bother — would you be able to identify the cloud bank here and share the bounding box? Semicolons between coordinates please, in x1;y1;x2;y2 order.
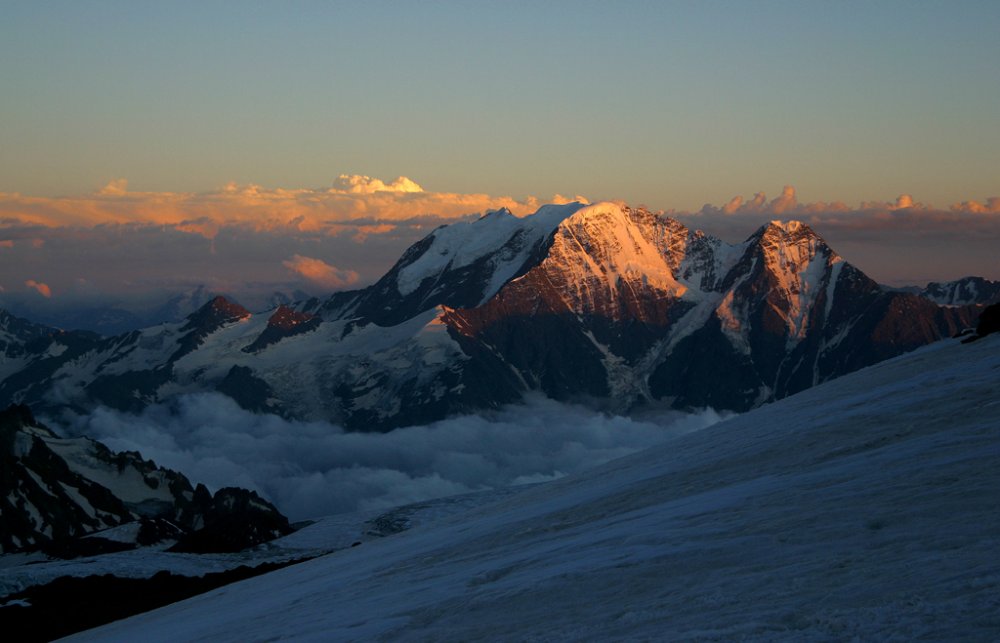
673;185;1000;286
0;174;550;231
56;394;727;521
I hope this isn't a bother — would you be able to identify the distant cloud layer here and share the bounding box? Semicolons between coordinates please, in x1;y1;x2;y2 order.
673;185;1000;286
0;174;549;231
56;394;726;521
0;176;998;323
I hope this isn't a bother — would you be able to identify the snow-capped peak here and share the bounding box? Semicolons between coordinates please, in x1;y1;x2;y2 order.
394;201;587;300
748;219;844;344
542;202;689;310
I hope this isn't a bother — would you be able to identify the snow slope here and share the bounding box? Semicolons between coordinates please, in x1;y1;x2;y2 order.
69;336;1000;641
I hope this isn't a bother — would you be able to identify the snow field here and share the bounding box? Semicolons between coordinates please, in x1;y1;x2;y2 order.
69;336;1000;641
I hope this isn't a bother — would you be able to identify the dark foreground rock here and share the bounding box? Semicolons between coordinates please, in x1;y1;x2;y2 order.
0;404;291;556
0;558;311;643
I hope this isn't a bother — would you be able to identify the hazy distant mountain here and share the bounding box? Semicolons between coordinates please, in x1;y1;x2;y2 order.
0;202;981;429
0;285;315;336
918;276;1000;306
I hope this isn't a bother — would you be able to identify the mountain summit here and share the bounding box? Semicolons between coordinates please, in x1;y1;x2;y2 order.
0;202;979;429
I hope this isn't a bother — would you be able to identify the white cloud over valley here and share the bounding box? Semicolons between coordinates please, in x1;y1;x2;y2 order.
55;394;727;521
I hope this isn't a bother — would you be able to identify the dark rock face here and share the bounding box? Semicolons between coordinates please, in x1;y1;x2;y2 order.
0;558;307;643
0;404;290;555
172;296;251;361
963;302;1000;343
242;305;321;353
169;487;291;553
216;365;280;414
0;405;134;553
977;303;1000;337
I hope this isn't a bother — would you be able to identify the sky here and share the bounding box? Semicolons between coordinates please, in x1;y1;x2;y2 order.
1;1;999;320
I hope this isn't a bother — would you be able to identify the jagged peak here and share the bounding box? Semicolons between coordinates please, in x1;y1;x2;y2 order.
750;220;831;252
760;219;814;235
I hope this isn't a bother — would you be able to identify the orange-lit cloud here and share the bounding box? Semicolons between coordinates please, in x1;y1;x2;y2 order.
674;186;1000;285
98;178;129;196
0;175;565;238
1;180;998;316
282;254;360;289
25;279;52;298
332;174;424;194
686;186;999;227
951;197;1000;213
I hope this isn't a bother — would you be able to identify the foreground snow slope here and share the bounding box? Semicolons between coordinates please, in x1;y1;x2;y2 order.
72;337;1000;641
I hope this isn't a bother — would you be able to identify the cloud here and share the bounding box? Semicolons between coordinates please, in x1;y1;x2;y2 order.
283;254;360;289
0;174;564;233
332;174;424;194
2;177;999;323
674;186;1000;285
0;175;584;322
54;394;726;521
97;178;129;196
951;197;1000;213
24;279;52;298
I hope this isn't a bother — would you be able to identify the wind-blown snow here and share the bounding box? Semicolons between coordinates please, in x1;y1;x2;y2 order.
68;336;1000;641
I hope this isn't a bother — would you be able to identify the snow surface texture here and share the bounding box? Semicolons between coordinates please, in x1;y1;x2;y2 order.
0;487;522;597
69;336;1000;641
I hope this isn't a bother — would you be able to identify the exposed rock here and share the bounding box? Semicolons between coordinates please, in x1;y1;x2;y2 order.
0;404;290;556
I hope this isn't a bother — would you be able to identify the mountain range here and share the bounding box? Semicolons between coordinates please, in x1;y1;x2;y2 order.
0;202;989;430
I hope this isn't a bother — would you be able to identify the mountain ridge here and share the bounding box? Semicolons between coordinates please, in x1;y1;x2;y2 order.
0;202;982;429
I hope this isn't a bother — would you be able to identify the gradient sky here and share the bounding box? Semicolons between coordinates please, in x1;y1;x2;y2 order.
2;1;998;209
1;1;999;323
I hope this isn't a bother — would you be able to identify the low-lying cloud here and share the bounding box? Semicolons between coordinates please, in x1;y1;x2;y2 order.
282;254;359;289
55;394;727;521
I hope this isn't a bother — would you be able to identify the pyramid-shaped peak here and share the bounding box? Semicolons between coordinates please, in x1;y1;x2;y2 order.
184;295;251;330
752;220;827;245
206;295;250;316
